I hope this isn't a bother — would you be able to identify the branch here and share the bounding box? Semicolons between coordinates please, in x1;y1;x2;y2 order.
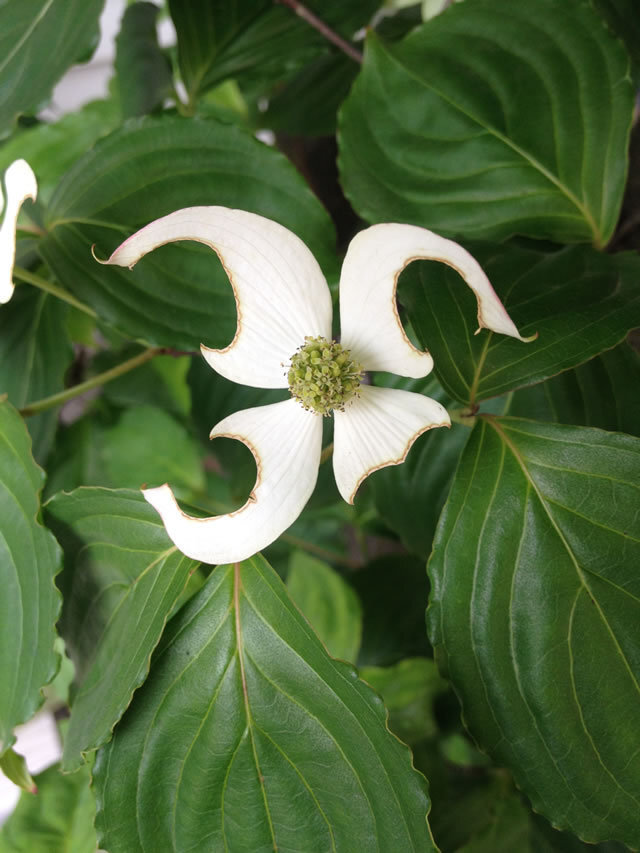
19;346;163;417
275;0;363;64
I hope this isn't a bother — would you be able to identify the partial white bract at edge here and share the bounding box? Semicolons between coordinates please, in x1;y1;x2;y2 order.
98;206;333;388
143;399;323;564
333;385;450;504
0;160;37;305
339;223;532;378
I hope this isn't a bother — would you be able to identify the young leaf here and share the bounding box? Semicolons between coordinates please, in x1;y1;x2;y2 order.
359;658;447;744
0;289;72;462
0;400;61;756
39;117;338;351
286;550;362;661
339;0;634;246
0;0;103;130
0;748;35;793
0;762;96;853
94;556;437;852
44;488;198;771
400;244;640;404
115;2;173;119
428;417;640;846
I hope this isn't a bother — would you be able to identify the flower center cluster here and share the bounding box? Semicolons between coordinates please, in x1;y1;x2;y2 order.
288;336;363;416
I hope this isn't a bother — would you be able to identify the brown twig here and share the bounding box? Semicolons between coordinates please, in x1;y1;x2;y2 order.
275;0;363;64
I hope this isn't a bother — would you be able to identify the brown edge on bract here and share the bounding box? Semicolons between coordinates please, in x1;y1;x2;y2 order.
92;235;243;355
206;430;262;518
392;255;434;362
347;419;450;504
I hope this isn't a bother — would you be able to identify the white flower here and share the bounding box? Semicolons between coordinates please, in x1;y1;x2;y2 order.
98;209;528;564
0;160;37;304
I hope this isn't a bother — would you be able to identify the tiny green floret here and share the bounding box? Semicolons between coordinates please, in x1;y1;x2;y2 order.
288;336;363;416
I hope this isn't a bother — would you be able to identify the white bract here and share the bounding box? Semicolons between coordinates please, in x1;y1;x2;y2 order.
0;160;37;304
99;208;528;564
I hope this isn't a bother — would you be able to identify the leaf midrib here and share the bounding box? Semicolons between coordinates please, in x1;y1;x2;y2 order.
378;37;602;245
487;417;640;700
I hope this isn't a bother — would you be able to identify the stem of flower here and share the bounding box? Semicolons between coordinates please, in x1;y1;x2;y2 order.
275;0;364;64
19;346;163;417
319;442;334;464
13;266;97;318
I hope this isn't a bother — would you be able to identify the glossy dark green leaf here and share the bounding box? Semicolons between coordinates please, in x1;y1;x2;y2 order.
359;658;446;744
169;0;374;102
594;0;640;78
505;341;640;436
39;117;338;351
0;401;61;755
44;488;197;771
369;374;468;559
353;555;431;666
338;0;634;245
95;555;437;852
286;550;362;661
0;288;72;462
400;244;640;404
0;762;96;853
428;417;640;845
0;0;103;132
115;2;173;118
264;53;358;137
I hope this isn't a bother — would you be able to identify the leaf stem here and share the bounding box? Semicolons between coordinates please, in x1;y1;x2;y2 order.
275;0;363;64
19;346;163;417
13;266;97;318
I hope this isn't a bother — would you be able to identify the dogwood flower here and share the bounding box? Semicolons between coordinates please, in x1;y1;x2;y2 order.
98;209;528;564
0;160;37;304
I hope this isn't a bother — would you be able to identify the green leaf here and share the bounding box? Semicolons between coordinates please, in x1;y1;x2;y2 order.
39;116;339;351
286;550;362;661
169;0;375;103
353;555;432;666
95;348;192;417
94;556;437;852
593;0;640;79
42;415;109;499
369;374;468;559
359;658;447;744
428;417;640;845
0;400;61;756
0;288;72;462
0;748;35;793
115;2;173;118
0;99;119;205
0;0;103;132
505;341;640;436
400;244;640;404
0;762;96;853
44;488;198;771
264;53;358;137
338;0;634;246
102;404;205;494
